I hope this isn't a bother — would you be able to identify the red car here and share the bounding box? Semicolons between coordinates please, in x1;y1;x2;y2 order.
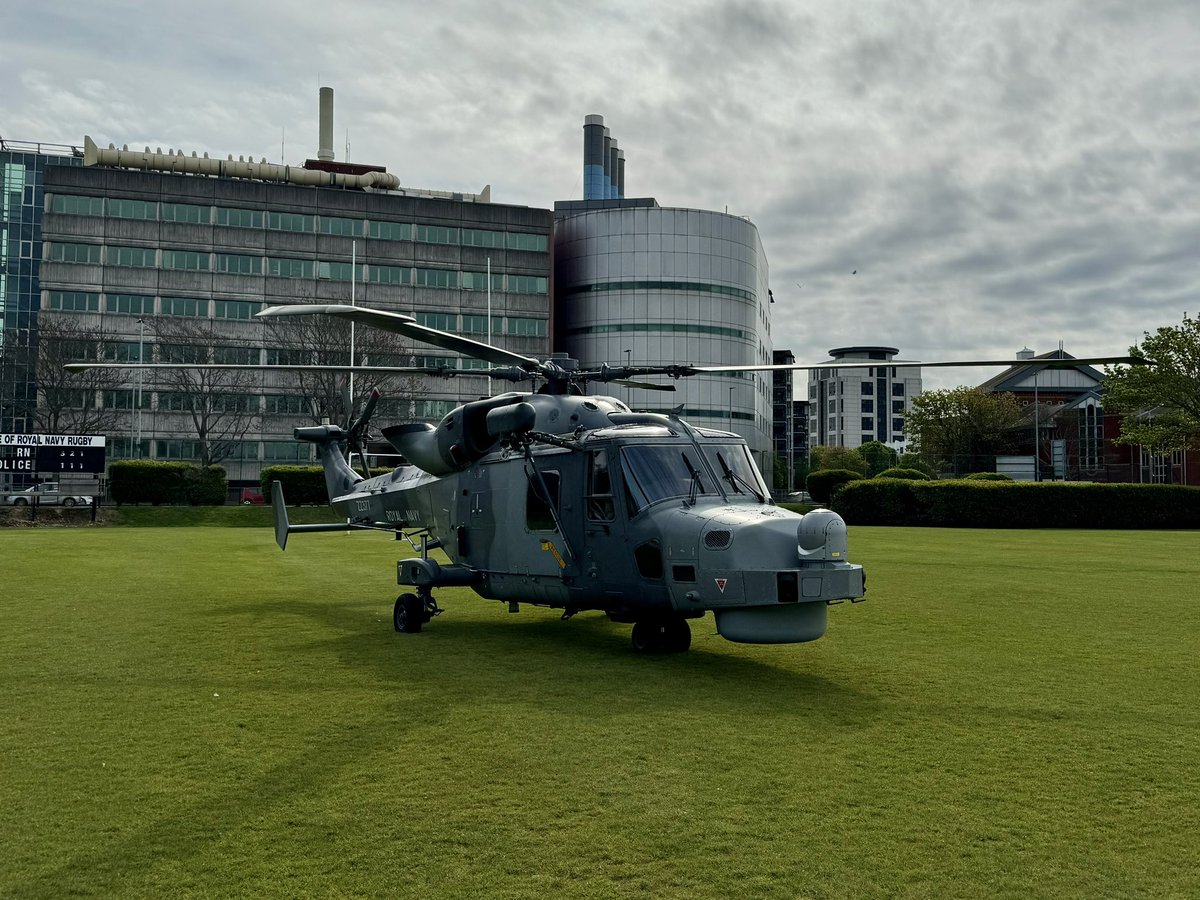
240;488;265;505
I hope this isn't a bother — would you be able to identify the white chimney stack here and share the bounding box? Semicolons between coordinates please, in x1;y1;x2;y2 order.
318;87;334;161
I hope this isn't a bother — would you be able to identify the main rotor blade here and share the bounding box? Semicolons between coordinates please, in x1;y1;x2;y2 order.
613;379;677;392
257;304;542;371
63;363;466;375
685;356;1150;374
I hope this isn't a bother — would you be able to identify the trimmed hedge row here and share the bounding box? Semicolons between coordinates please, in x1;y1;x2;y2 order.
875;467;932;480
109;461;227;505
259;465;391;505
832;479;1200;529
807;469;863;503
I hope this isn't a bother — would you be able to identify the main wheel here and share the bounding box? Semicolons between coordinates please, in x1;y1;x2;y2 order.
393;593;424;634
13;498;28;507
63;498;77;507
631;617;691;654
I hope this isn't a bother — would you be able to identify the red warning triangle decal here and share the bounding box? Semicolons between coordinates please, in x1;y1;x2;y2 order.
715;578;727;593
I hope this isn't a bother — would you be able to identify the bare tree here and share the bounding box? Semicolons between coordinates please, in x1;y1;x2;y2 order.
263;314;422;426
15;315;131;435
151;317;262;465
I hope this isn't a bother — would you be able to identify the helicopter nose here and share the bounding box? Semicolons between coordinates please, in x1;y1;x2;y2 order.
796;508;848;561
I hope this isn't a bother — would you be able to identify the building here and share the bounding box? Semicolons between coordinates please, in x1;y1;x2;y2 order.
791;398;810;470
978;346;1199;484
771;348;795;492
1;138;83;436
553;116;775;469
807;346;922;449
27;92;552;486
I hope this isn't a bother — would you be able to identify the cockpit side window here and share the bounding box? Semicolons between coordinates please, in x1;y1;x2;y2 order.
701;443;769;500
525;470;560;531
586;450;615;521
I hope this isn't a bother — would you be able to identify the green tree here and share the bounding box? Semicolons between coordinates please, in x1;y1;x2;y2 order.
1104;313;1200;452
904;387;1023;475
856;440;898;476
809;445;869;476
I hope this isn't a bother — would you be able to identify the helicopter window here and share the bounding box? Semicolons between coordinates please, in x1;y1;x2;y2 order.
621;445;712;505
634;541;664;579
701;444;769;501
526;470;561;532
586;450;615;521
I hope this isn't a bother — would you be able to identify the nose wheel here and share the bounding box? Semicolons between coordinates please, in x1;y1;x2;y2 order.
631;617;692;654
393;591;440;634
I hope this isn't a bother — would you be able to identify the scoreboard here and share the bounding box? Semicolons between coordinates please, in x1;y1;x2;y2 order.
0;434;107;474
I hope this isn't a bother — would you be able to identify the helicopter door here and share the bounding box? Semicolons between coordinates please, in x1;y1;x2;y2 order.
578;449;633;597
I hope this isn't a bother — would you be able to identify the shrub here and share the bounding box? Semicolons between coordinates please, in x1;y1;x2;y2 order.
807;468;864;504
809;446;869;476
961;472;1014;482
260;466;328;505
832;480;1200;529
182;465;228;505
897;453;937;478
109;460;190;505
875;467;932;480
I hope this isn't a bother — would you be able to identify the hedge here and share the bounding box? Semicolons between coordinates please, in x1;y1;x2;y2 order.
807;469;864;504
961;472;1014;482
109;461;227;505
875;467;932;480
260;465;391;505
832;480;1200;529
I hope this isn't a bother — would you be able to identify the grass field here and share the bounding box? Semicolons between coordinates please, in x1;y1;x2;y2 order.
2;525;1198;898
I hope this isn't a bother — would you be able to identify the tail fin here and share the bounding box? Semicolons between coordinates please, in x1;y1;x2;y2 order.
295;424;364;501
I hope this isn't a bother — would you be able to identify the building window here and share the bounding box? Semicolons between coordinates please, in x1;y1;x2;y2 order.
103;389;149;410
861;399;873;413
415;224;458;244
107;245;156;268
266;348;307;366
460;271;503;292
414;268;456;289
162;296;208;317
263;440;313;461
893;383;905;396
367;265;410;284
158;344;207;364
416;312;456;331
505;232;548;252
216;254;260;275
213;345;259;364
268;257;315;279
461;228;504;248
214;300;262;320
50;242;103;264
162;249;210;271
461;315;487;334
317;261;363;281
367;221;410;241
861;382;874;395
50;194;104;216
161;203;209;224
319;216;362;236
158;440;202;460
49;291;100;311
893;400;905;414
216;207;263;229
506;317;547;337
861;417;873;431
265;395;310;416
101;341;142;362
107;198;156;220
459;357;489;370
893;417;904;433
1081;405;1103;470
508;275;548;294
106;294;154;315
267;212;316;233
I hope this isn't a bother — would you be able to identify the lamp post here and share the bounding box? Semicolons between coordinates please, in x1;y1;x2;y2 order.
135;317;145;457
624;348;631;369
729;385;735;433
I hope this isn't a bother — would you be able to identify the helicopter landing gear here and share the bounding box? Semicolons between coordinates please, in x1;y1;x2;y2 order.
631;616;692;654
394;593;423;633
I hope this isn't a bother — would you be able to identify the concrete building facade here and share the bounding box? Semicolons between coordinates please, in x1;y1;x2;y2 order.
807;346;922;450
34;153;552;485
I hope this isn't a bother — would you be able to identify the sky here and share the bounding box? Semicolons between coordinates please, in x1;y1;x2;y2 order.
3;0;1198;392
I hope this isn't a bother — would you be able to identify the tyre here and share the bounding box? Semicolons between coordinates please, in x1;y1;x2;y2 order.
63;498;77;507
13;498;28;507
393;593;424;634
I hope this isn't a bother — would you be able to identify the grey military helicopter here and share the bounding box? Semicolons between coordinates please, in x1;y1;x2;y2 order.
246;304;1145;653
69;305;1145;653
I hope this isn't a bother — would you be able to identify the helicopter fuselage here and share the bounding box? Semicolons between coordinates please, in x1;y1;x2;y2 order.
317;391;865;645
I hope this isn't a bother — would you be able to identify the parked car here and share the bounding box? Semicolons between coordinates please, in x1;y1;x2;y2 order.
4;483;92;507
240;488;265;505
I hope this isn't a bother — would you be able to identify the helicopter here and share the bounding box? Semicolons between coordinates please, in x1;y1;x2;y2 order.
249;304;1146;653
68;304;1145;653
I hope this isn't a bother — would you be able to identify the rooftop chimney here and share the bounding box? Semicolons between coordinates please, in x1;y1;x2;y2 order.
318;87;334;161
1016;347;1035;360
